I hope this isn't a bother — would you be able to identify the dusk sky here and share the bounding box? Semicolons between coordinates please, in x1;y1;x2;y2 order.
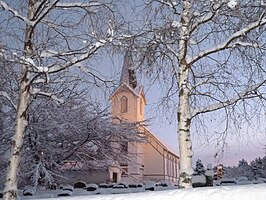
145;86;266;167
93;52;266;168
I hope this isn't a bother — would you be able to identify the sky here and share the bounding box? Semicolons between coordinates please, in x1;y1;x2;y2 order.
90;51;266;168
145;81;266;167
19;184;266;200
1;0;263;169
81;0;266;168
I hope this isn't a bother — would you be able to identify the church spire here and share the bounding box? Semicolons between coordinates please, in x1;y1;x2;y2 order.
119;51;137;89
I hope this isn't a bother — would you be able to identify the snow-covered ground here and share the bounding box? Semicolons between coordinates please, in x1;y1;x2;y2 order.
18;184;266;200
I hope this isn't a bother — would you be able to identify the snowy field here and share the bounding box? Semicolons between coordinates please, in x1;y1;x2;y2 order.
17;184;266;200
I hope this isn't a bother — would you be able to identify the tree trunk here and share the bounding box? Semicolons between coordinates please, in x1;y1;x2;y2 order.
3;77;30;200
178;65;193;188
177;0;193;188
3;1;34;199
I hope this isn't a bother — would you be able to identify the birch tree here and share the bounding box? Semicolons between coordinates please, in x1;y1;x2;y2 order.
0;46;18;187
0;0;123;199
131;0;266;188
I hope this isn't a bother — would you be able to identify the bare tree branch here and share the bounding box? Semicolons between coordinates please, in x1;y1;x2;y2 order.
0;1;34;25
0;91;16;110
31;90;64;104
189;11;266;65
192;80;266;117
33;0;60;26
47;40;107;74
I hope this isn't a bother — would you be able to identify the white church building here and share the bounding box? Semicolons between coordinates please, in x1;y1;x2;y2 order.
61;52;180;185
108;51;180;184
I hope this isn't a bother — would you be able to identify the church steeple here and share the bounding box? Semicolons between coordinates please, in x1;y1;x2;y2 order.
110;50;146;123
119;51;137;89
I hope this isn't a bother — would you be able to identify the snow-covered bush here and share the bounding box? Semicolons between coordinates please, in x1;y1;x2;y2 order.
192;174;206;188
22;186;36;196
86;184;98;191
74;181;87;189
218;178;237;186
144;181;156;191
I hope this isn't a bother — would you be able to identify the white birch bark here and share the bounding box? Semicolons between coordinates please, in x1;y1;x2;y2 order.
177;0;193;188
3;76;30;200
3;0;34;199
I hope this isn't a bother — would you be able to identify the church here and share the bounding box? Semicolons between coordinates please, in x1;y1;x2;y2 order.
61;52;180;185
108;51;180;184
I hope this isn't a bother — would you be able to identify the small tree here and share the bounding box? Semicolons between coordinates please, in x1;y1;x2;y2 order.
238;159;252;178
251;157;264;179
194;159;205;175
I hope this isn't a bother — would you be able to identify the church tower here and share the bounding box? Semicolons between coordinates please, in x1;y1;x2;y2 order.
110;51;146;182
109;51;180;184
110;51;146;123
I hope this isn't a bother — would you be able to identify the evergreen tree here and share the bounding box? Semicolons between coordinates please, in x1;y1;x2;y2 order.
195;159;205;175
238;159;252;178
251;158;264;179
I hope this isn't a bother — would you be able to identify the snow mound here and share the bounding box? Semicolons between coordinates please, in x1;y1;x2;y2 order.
33;184;266;200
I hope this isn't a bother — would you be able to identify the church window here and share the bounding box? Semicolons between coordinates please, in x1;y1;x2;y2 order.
121;96;128;113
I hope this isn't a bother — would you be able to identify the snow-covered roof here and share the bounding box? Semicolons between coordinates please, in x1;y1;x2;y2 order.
110;51;146;104
110;83;146;103
119;51;137;88
143;126;179;158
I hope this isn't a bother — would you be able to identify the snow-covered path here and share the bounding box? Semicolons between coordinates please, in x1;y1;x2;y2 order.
30;184;266;200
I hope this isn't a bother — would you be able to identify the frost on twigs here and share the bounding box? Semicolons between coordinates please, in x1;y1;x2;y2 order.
172;21;181;28
95;40;106;48
227;0;237;9
23;57;49;73
40;50;58;58
31;89;65;104
0;91;16;110
0;1;35;26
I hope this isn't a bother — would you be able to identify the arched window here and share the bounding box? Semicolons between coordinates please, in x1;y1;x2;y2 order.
121;96;128;113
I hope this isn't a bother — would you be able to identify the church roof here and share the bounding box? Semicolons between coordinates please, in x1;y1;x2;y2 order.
119;51;137;89
143;126;179;158
110;51;146;103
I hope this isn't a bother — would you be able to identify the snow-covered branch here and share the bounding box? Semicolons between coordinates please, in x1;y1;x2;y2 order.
48;40;107;73
22;57;49;73
190;2;224;34
0;91;16;110
23;40;109;75
55;2;104;8
189;14;266;65
40;49;87;58
191;80;266;117
75;63;114;86
156;0;180;15
31;89;64;104
230;41;261;48
0;1;34;26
